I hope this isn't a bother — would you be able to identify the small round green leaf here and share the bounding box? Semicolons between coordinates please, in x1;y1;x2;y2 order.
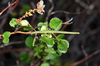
49;18;62;30
58;39;69;53
3;31;11;38
38;22;44;26
3;38;9;44
38;22;44;30
9;18;18;27
41;63;50;66
25;36;34;49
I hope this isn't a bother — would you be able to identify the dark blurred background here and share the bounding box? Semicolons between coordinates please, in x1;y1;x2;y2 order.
0;0;100;66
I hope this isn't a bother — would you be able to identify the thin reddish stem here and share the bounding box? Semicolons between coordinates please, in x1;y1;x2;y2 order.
68;49;100;66
0;0;19;16
0;31;31;37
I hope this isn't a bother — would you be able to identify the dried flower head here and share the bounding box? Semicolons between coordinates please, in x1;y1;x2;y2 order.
16;0;45;22
37;0;45;15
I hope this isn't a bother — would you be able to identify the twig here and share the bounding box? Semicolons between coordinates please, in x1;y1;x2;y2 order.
81;44;88;66
45;0;54;21
30;59;39;66
48;0;54;14
74;9;98;46
0;41;24;48
0;0;19;16
0;0;19;30
11;0;19;11
64;18;73;24
68;49;100;66
0;48;30;54
0;31;31;37
45;0;89;34
0;30;79;37
0;0;18;19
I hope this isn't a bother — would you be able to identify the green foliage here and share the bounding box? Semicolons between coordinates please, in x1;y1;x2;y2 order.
9;18;21;27
3;31;11;44
10;18;33;31
3;31;11;38
19;52;28;62
1;0;80;65
17;17;78;66
50;57;60;65
49;18;62;30
23;26;33;31
57;34;64;39
19;52;32;63
34;46;42;53
25;36;34;49
41;63;50;66
45;48;56;54
58;39;69;53
34;46;43;58
26;18;71;65
7;14;79;65
3;38;9;44
38;22;44;30
38;22;48;31
40;36;55;48
9;18;18;27
47;53;58;60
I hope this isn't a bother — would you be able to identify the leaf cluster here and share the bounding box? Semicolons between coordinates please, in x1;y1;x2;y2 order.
20;18;69;66
2;17;79;66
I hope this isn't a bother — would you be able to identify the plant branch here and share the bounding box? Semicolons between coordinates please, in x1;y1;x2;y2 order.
0;0;19;16
0;31;31;37
68;49;100;66
0;48;30;54
31;31;79;34
0;30;79;37
0;41;24;48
